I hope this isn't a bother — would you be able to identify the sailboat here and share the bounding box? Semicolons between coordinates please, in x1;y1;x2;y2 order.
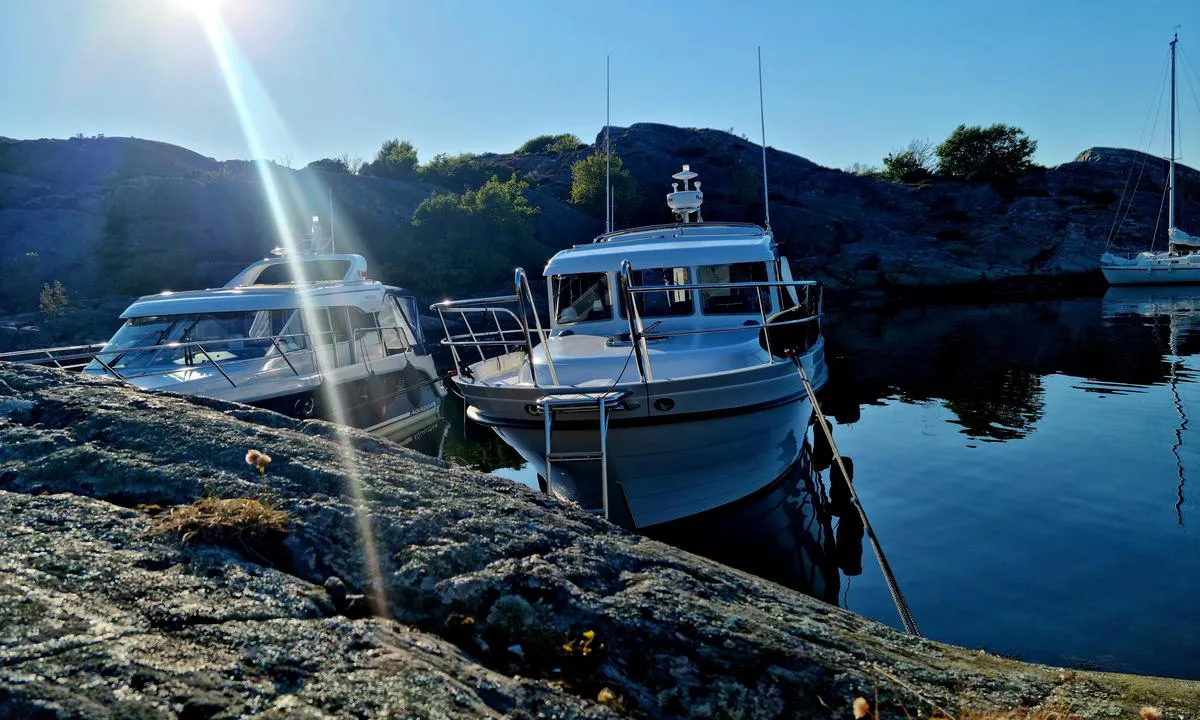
1101;33;1200;285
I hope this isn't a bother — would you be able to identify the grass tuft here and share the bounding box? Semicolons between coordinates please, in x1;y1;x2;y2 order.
155;497;289;557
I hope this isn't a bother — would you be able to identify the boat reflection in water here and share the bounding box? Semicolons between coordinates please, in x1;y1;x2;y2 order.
638;436;865;606
1101;285;1200;524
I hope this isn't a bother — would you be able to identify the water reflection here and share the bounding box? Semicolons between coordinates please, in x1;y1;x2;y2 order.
648;441;863;604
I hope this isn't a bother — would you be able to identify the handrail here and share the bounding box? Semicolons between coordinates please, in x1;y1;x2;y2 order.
617;262;823;382
0;323;417;388
431;270;559;387
515;268;559;385
618;260;653;382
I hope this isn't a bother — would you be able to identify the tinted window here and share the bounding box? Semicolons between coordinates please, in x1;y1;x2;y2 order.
622;267;693;318
253;259;352;285
394;295;424;343
699;262;770;315
378;298;410;354
554;273;612;324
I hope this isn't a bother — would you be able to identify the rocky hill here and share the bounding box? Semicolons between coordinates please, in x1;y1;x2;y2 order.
2;362;1197;717
1;127;1196;327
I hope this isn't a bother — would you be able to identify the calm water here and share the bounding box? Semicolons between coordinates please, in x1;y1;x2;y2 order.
410;289;1200;680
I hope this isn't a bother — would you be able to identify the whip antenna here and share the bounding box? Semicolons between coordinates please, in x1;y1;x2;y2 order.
757;46;771;232
605;55;612;233
328;187;335;253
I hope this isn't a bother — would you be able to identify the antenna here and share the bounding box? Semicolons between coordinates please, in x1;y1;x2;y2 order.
757;46;771;232
328;186;335;253
605;55;612;233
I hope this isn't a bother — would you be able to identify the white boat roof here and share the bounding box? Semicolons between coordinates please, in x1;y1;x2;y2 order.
543;222;775;276
120;281;389;319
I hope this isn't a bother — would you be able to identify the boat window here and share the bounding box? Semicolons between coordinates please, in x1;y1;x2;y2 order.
698;262;770;315
349;307;384;361
87;310;297;373
553;273;612;324
377;297;411;354
331;307;353;343
621;267;693;318
253;259;352;285
392;295;424;343
306;308;333;346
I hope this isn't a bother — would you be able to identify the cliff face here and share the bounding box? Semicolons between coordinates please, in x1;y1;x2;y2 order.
2;128;1196;313
482;125;1200;290
1;363;1198;718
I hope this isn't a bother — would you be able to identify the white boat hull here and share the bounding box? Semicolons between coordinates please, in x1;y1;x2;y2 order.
489;393;813;527
1102;264;1200;285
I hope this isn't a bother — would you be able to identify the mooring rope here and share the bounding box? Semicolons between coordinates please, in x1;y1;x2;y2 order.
796;361;922;636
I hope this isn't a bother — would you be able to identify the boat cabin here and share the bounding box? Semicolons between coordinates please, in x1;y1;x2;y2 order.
88;249;425;379
545;223;799;338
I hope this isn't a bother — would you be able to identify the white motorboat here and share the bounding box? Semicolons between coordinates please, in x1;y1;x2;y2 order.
1101;33;1200;285
1;217;445;435
434;166;828;528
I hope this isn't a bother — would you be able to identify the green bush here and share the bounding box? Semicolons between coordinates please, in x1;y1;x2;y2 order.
419;153;513;191
39;280;68;318
569;152;637;222
517;134;585;154
385;175;543;298
881;139;936;182
306;157;351;174
936;124;1036;182
844;162;884;178
362;139;419;180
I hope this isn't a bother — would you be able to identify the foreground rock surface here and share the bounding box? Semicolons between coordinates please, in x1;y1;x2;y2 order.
0;365;1197;718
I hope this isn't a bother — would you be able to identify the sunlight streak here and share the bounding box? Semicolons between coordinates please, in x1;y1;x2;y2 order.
193;7;389;616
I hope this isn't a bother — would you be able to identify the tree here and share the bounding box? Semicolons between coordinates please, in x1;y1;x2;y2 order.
385;175;543;298
569;151;637;222
306;157;350;174
880;138;936;182
39;280;68;318
517;134;585;154
419;152;513;191
339;153;365;175
936;124;1036;182
362;138;419;180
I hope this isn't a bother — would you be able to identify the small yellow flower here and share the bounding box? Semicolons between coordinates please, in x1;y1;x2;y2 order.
1141;708;1161;720
245;449;272;476
852;697;870;719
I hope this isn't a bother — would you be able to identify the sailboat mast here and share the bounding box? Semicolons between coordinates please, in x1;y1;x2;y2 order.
1170;32;1178;233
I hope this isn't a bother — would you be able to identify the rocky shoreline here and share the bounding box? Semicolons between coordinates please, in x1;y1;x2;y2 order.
1;363;1197;718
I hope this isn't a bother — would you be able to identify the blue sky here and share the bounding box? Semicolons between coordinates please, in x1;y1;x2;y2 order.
2;0;1199;170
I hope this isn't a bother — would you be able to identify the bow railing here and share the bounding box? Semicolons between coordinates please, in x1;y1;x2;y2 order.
431;267;560;387
618;259;823;384
0;323;417;390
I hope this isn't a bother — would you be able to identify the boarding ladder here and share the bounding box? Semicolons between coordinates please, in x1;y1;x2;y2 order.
536;391;628;520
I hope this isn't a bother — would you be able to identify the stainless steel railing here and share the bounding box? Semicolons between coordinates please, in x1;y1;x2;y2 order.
617;259;823;383
0;324;417;390
431;268;560;387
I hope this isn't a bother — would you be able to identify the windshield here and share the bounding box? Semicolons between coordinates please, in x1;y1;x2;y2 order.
87;310;296;374
553;273;612;324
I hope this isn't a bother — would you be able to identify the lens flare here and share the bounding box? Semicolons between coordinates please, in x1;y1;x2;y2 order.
193;9;389;616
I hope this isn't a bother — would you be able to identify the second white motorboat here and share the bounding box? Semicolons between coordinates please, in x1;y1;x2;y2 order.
435;166;827;528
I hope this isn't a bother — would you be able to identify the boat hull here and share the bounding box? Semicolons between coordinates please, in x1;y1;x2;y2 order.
1102;264;1200;285
488;393;813;527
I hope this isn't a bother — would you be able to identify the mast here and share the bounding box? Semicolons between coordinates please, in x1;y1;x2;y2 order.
1170;32;1178;234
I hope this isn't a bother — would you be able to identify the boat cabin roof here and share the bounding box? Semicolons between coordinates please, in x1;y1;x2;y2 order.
543;222;775;277
118;250;416;320
120;281;395;319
